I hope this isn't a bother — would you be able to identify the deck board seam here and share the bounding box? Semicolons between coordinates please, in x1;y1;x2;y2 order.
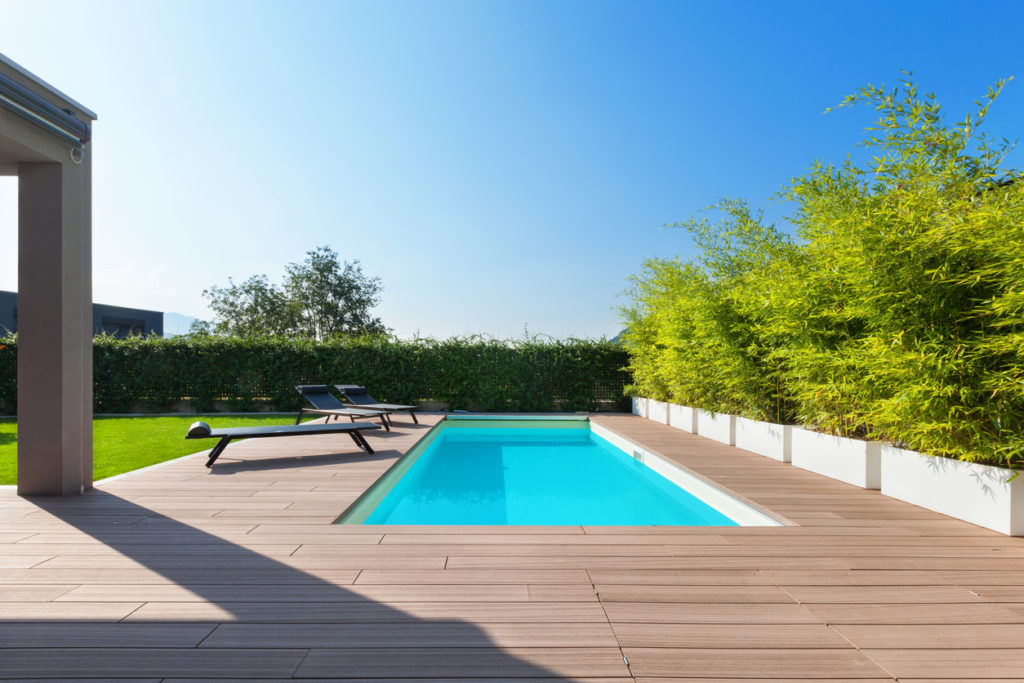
588;568;638;681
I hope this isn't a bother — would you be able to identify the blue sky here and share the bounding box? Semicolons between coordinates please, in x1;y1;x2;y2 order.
1;0;1022;338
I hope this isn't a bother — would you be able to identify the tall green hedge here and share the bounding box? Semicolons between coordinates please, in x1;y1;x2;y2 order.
0;334;629;414
623;76;1024;467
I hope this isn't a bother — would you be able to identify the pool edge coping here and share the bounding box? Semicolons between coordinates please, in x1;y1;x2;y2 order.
338;413;796;527
588;419;795;527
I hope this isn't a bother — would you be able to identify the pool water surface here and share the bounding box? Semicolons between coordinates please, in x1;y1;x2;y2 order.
343;419;758;525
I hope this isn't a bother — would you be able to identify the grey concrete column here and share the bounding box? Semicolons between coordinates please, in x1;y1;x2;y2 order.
17;159;92;495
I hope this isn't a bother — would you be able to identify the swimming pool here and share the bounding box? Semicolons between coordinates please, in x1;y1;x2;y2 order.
338;416;780;526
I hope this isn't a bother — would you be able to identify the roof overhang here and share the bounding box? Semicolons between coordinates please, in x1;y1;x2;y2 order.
0;53;95;150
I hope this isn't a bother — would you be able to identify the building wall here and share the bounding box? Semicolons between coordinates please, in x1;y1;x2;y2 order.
0;290;162;338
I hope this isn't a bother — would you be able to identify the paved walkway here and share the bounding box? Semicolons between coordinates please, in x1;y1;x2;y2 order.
2;413;1023;680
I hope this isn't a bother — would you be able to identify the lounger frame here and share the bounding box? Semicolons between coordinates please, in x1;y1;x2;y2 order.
335;384;419;425
185;421;380;468
295;385;391;431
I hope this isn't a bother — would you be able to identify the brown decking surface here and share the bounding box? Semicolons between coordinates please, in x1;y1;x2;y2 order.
2;413;1024;681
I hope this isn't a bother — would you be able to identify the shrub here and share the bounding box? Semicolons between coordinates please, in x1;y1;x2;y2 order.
623;75;1024;466
622;200;799;423
0;334;629;414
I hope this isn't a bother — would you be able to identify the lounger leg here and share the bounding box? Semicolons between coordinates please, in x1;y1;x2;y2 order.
410;410;418;424
205;436;233;468
379;417;390;432
295;409;306;426
382;414;393;429
348;431;375;455
355;431;375;454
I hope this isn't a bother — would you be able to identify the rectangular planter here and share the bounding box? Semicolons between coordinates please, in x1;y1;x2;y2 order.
735;417;792;462
791;427;881;489
631;397;648;419
668;403;698;433
697;409;736;446
647;400;669;425
881;446;1024;536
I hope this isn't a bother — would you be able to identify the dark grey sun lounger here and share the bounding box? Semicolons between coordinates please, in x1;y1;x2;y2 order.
295;385;390;431
185;420;380;468
336;384;419;425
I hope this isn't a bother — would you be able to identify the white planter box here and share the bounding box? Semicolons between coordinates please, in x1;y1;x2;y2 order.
668;404;698;433
631;397;648;418
791;427;881;489
881;446;1024;536
735;417;792;462
647;400;669;424
697;410;736;446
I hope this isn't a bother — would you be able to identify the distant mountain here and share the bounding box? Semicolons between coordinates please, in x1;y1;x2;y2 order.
163;312;199;337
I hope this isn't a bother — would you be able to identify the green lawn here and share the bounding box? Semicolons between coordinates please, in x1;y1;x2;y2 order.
0;414;313;484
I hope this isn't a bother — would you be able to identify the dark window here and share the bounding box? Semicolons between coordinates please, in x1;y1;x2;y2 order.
100;316;145;339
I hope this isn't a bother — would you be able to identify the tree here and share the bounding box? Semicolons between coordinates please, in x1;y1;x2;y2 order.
283;246;386;339
196;246;386;339
201;274;295;337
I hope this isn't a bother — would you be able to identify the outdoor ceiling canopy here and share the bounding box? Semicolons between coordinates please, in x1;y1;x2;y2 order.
0;70;91;148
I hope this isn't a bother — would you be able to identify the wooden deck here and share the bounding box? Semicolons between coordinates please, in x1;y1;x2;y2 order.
2;413;1024;680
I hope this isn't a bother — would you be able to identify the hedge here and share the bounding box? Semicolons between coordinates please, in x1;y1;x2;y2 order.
622;76;1024;467
0;335;629;414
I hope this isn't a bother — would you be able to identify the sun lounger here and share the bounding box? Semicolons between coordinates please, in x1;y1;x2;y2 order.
185;420;381;468
335;384;419;425
295;384;390;431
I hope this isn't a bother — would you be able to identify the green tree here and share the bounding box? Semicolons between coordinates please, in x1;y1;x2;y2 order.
283;246;385;339
197;246;386;339
201;274;294;337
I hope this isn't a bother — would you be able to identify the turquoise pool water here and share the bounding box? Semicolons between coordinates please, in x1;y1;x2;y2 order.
347;421;739;525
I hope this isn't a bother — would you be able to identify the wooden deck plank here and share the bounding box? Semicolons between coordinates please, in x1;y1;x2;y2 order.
165;679;629;683
378;533;720;545
632;679;896;683
2;413;1024;680
295;647;631;678
862;648;1024;679
611;623;850;648
163;679;629;683
593;584;795;603
56;583;543;603
0;602;144;621
759;569;957;586
0;648;307;679
297;543;680;557
834;623;1024;649
0;543;301;556
0;585;79;601
30;554;448;570
602;602;822;624
622;647;888;678
0;622;217;648
125;600;610;623
0;568;372;584
0;555;55;568
805;602;1024;624
587;569;768;585
782;585;984;604
353;569;591;584
201;622;619;648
